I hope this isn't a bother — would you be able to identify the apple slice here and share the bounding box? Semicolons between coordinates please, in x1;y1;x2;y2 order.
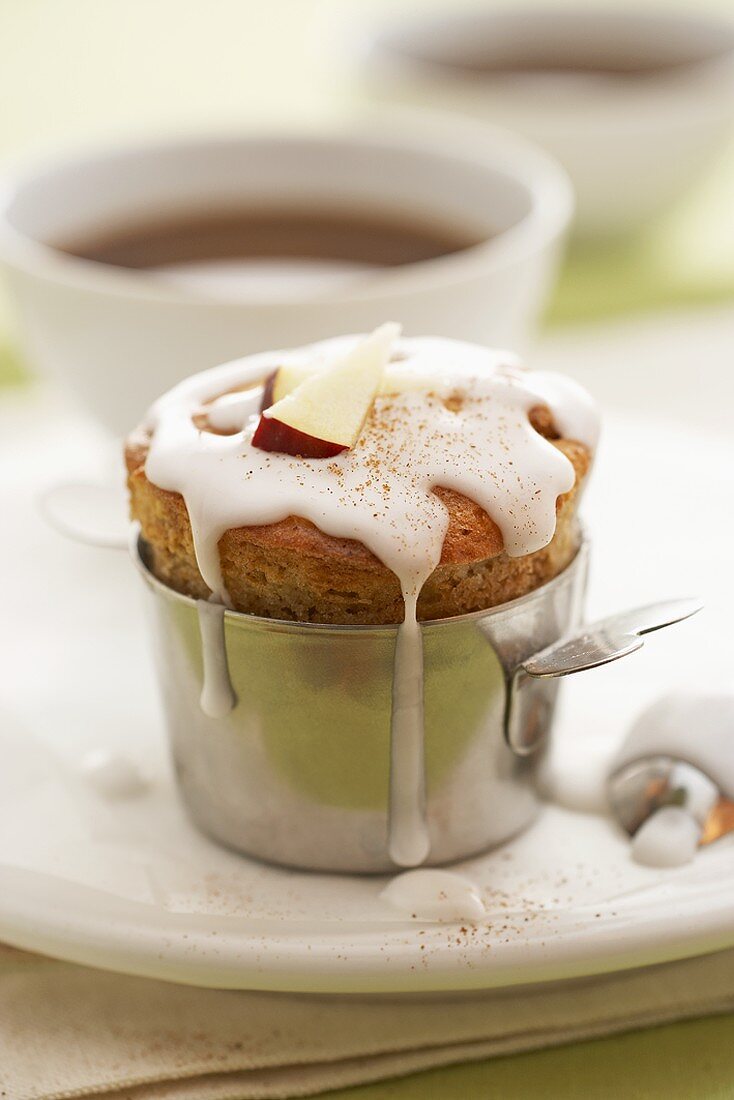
259;371;277;413
251;418;348;458
252;322;400;457
273;361;320;405
260;361;318;412
260;344;436;410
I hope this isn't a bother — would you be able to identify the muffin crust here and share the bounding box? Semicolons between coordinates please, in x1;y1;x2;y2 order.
126;406;590;625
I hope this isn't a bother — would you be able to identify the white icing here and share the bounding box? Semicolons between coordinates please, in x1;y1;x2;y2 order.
381;869;486;922
388;596;430;867
197;601;236;718
613;694;734;799
144;333;599;606
142;331;599;866
205;386;262;433
631;806;701;868
81;749;147;799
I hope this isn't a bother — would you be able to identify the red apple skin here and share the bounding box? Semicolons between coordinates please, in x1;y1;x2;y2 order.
252;414;347;458
260;370;277;412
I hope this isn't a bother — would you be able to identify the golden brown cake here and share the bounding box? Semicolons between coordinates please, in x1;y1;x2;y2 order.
126;386;591;626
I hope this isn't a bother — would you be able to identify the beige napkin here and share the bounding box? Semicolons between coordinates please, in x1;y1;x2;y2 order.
3;942;734;1100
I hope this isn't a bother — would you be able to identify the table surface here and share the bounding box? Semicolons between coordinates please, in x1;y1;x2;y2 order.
2;1;734;1096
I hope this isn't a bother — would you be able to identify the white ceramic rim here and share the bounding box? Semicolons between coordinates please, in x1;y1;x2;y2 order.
0;119;573;308
362;5;734;89
1;842;733;993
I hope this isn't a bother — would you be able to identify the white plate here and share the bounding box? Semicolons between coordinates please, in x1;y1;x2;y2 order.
0;391;731;993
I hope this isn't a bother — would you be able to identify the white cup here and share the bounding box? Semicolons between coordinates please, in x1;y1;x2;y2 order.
0;121;572;434
359;9;734;238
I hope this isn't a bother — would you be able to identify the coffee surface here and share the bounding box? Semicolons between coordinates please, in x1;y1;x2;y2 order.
410;47;727;80
59;207;481;269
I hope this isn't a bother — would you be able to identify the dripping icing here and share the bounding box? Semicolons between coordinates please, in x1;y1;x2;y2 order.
197;600;236;718
389;592;430;867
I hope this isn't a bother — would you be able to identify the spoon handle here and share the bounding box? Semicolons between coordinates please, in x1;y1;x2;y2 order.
521;598;703;679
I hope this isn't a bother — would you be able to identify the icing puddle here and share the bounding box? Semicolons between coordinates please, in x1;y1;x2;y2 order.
80;749;148;800
381;869;486;923
630;807;700;868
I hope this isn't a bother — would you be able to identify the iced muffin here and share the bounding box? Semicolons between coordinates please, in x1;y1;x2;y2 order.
125;325;598;625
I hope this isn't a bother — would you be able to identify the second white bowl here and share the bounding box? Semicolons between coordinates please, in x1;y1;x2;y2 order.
360;8;734;238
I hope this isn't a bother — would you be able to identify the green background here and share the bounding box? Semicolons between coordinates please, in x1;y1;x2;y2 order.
329;1015;734;1100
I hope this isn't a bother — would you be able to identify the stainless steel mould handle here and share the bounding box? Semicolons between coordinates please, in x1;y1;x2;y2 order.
506;599;703;756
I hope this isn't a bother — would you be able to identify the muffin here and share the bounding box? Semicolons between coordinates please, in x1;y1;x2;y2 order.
126;325;598;625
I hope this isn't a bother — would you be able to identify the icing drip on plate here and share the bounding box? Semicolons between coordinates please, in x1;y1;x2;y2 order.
380;869;486;922
80;749;147;800
631;807;701;868
142;331;599;868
